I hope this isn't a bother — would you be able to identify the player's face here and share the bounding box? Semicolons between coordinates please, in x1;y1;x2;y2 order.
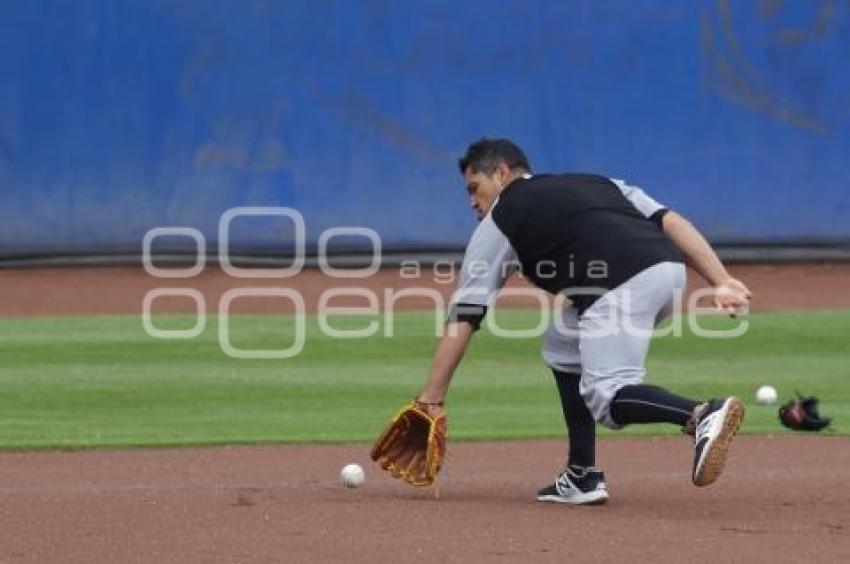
463;164;510;220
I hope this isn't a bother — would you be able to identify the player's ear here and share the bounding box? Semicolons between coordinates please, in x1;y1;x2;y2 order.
494;162;511;184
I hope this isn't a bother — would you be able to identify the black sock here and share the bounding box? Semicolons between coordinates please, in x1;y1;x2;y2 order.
553;370;596;468
610;384;700;426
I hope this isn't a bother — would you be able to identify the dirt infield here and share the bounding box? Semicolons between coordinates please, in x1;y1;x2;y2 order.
2;263;850;316
1;263;848;563
0;437;848;563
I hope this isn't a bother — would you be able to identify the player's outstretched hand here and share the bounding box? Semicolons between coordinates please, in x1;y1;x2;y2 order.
713;278;752;317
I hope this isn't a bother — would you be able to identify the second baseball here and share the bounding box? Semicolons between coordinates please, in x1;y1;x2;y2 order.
340;463;365;488
755;385;778;405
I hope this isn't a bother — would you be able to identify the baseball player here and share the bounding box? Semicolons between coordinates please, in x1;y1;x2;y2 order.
414;138;751;505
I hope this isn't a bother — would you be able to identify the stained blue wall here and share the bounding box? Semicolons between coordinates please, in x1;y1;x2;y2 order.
1;1;848;257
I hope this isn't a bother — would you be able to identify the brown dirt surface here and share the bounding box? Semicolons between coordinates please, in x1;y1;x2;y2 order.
0;437;848;563
1;262;849;316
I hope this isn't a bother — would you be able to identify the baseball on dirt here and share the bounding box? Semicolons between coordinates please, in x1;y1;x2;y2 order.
340;463;365;488
755;385;778;405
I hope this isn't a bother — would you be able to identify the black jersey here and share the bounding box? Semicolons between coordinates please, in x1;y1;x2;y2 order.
450;174;683;318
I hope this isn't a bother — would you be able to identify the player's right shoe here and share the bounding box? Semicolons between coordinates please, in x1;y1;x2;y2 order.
537;466;609;505
692;396;745;487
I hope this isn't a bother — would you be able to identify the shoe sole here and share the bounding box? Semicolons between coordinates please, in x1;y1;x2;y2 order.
537;491;610;506
693;397;745;487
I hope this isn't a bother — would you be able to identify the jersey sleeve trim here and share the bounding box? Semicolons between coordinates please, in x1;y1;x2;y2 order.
610;178;665;219
447;303;488;330
649;207;669;229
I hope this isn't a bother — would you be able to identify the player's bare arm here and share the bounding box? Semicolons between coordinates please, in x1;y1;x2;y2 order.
412;153;524;409
417;321;476;409
661;210;753;315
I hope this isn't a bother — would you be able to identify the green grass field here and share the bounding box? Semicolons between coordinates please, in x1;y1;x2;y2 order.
0;310;847;448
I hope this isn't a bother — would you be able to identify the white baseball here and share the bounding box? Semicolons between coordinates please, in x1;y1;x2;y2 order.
755;385;778;405
340;463;365;488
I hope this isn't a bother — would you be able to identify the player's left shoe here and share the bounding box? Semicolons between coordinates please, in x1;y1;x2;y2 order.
692;396;745;486
537;466;609;505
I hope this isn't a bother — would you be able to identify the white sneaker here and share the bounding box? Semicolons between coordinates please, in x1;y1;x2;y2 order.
537;467;609;505
692;397;745;486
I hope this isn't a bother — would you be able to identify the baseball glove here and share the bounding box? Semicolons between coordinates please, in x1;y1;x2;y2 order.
370;401;447;487
778;394;832;432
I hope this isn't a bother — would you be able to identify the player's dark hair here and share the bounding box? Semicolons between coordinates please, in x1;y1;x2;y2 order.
458;138;531;175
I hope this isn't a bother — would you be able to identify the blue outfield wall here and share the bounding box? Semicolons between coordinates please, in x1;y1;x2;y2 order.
1;1;849;258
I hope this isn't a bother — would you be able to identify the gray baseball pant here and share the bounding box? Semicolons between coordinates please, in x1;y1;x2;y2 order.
541;261;687;429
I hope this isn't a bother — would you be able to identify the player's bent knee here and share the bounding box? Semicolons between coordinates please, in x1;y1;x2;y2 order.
579;378;630;430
